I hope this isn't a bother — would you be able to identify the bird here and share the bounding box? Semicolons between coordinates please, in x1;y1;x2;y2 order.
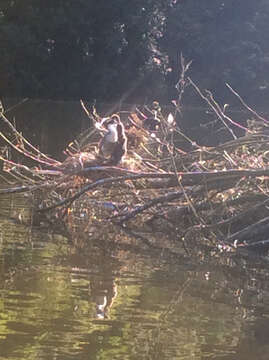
97;114;127;166
40;115;127;179
109;119;127;165
134;108;160;132
143;110;160;131
98;116;119;159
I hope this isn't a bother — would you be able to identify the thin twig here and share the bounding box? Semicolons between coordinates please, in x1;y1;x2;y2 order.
0;113;60;165
226;83;269;124
189;78;249;134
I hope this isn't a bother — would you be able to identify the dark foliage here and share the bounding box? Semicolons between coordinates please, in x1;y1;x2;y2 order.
0;0;171;100
1;1;269;105
162;0;269;105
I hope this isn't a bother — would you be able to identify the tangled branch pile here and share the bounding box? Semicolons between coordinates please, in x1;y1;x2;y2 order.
1;69;269;253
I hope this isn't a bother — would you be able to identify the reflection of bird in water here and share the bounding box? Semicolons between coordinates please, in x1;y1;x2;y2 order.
90;278;118;319
95;294;108;319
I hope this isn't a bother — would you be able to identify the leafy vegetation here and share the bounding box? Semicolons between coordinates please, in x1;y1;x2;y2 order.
0;0;170;100
1;1;269;104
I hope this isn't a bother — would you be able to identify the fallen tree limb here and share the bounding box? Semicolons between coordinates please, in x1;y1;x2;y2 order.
224;217;269;244
115;190;185;223
36;167;269;213
0;180;58;194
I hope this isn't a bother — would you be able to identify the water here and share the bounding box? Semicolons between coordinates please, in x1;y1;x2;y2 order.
1;190;269;360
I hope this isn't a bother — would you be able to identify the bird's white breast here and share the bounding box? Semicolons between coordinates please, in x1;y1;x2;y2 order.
106;124;118;143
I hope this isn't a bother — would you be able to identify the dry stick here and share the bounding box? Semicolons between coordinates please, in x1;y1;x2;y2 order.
69;165;140;176
221;108;251;135
181;135;269;166
188;78;236;139
0;155;45;181
174;127;199;148
0;113;60;166
223;150;237;167
0;130;59;167
215;136;269;152
164;191;268;221
172;56;205;222
170;132;201;221
0;180;57;194
77;100;98;149
146;188;209;222
173;56;198;148
0;173;15;185
118;177;230;226
224;216;269;244
1;170;27;184
38;167;269;215
38;172;178;212
243;239;269;249
80;99;91;119
188;78;249;134
65;166;269;187
203;197;269;231
0;170;70;194
177;168;269;186
226;83;269;124
174;53;192;116
9;168;36;184
114;171;269;223
2;98;29;114
205;89;237;139
117;190;184;223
